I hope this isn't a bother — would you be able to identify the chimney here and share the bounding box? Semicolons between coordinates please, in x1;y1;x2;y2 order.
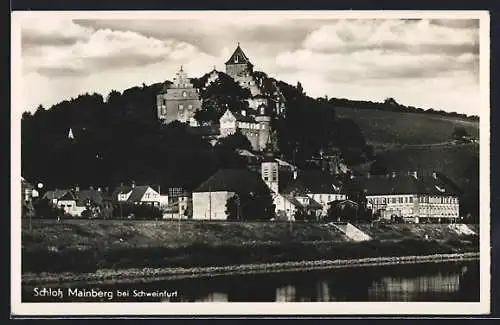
241;110;246;116
89;186;94;190
412;171;418;179
131;181;136;188
391;171;396;178
293;168;298;180
350;174;355;179
366;172;371;179
97;187;102;192
432;172;437;179
75;185;80;192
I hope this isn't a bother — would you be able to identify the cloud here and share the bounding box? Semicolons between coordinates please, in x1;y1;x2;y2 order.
19;17;482;115
22;20;217;78
276;19;479;82
22;18;89;50
302;19;479;55
73;18;324;56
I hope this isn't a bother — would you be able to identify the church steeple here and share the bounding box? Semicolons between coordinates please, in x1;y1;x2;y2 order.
68;127;74;140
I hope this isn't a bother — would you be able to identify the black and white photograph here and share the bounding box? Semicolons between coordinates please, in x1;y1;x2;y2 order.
11;10;490;316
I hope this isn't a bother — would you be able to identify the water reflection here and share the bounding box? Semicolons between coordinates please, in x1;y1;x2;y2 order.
23;261;479;302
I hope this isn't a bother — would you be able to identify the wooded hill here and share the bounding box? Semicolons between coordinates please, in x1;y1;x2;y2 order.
21;71;369;192
21;69;480;221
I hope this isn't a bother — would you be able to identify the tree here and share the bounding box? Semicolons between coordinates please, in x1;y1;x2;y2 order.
293;208;307;222
226;189;275;221
22;111;32;120
225;195;240;221
35;104;45;113
296;81;304;95
216;129;252;151
195;73;251;125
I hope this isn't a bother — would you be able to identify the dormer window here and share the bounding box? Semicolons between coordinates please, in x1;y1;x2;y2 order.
182;91;187;97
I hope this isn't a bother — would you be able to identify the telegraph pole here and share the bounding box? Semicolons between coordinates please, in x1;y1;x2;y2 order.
209;184;212;221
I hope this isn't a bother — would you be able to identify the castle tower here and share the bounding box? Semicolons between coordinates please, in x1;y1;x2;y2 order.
255;114;271;152
225;43;254;82
261;156;279;194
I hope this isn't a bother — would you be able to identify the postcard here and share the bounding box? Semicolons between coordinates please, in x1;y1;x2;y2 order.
11;10;490;316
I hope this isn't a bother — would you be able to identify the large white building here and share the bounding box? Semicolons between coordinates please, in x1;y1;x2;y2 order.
348;171;461;223
192;169;271;220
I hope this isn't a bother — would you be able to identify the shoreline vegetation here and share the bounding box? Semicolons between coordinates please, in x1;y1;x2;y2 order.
22;220;479;286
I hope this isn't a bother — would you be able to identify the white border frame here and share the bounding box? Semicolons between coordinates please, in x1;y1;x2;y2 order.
10;10;491;316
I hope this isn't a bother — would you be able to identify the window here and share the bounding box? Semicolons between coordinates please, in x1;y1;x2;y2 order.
235;55;239;63
162;106;167;115
392;198;396;204
409;197;413;203
182;91;187;97
399;197;403;204
188;104;193;110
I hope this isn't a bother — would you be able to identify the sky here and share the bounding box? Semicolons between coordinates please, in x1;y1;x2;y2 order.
19;14;481;115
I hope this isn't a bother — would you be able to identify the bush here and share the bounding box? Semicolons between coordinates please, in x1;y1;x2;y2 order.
33;198;64;219
112;203;162;220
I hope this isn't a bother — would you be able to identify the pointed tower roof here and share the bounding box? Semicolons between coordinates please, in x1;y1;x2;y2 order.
225;43;252;66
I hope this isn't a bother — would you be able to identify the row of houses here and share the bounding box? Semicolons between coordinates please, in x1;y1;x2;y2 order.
23;157;462;223
190;157;462;223
27;182;190;219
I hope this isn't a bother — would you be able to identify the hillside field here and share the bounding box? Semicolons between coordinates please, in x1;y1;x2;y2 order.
374;143;479;187
334;107;480;149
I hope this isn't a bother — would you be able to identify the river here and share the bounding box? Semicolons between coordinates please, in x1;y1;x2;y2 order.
23;261;479;302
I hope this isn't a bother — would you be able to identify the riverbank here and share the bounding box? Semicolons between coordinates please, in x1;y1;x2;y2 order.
23;252;479;287
22;220;479;285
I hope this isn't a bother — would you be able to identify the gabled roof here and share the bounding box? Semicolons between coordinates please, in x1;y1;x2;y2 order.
347;173;461;196
225;44;253;66
57;189;105;207
282;170;344;195
194;169;270;194
59;191;78;201
76;190;104;206
284;194;322;210
305;198;323;210
127;186;155;203
328;199;359;208
111;185;133;201
43;189;70;200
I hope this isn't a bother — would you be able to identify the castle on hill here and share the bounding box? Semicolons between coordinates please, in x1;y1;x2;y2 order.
156;43;286;152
